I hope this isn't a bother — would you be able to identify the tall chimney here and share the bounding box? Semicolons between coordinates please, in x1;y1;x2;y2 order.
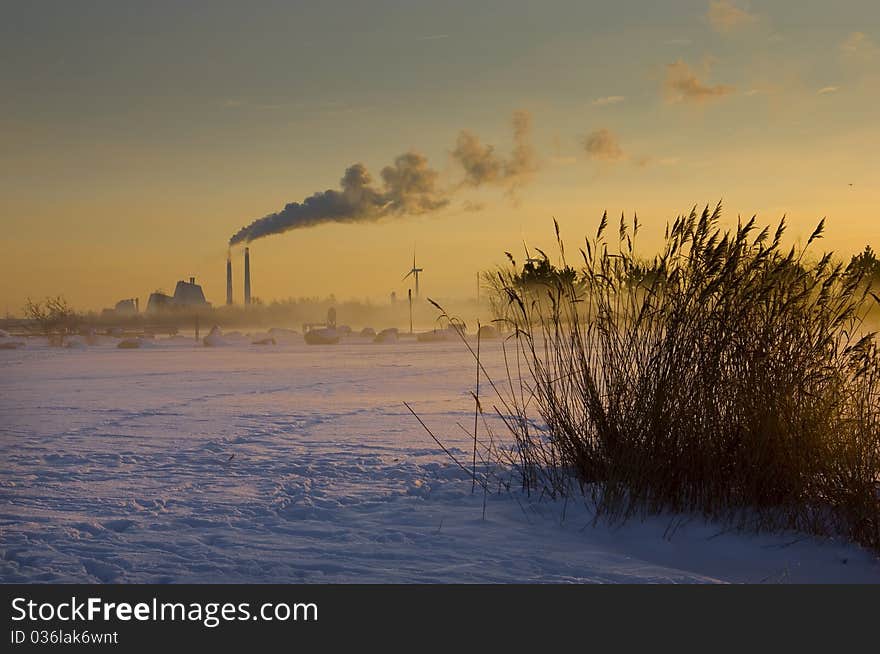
244;247;252;306
226;253;233;305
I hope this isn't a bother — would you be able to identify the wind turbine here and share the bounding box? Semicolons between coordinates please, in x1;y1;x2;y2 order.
402;251;424;298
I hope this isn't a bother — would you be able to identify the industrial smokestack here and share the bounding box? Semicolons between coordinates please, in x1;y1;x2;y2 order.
244;247;251;306
226;253;233;305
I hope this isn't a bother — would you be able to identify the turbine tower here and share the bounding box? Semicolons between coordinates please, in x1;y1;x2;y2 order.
402;251;424;298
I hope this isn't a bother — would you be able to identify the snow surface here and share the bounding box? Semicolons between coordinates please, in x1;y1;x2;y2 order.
1;335;878;583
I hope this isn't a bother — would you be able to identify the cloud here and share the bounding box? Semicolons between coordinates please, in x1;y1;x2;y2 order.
706;1;757;33
452;110;537;191
592;95;625;106
461;200;486;212
664;60;735;104
582;130;676;170
229;153;447;245
416;34;449;41
817;86;839;95
508;110;537;182
664;38;692;46
634;155;680;168
453;131;502;183
840;32;878;61
583;128;625;162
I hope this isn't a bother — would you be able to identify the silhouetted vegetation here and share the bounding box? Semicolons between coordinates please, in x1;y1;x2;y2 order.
849;245;880;283
23;296;79;343
460;204;880;554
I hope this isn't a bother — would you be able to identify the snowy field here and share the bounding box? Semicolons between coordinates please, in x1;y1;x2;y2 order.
2;334;879;584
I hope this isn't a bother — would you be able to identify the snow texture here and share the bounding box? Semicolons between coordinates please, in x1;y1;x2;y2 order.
1;335;878;583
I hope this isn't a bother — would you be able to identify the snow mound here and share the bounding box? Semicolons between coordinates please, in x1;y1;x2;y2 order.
268;328;299;344
203;326;228;347
117;337;156;349
304;328;340;345
374;328;399;343
65;337;88;349
417;327;458;343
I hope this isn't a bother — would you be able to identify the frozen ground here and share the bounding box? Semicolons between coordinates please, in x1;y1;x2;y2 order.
1;334;879;583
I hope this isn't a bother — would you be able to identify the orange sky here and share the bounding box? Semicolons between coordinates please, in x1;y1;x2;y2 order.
1;1;878;313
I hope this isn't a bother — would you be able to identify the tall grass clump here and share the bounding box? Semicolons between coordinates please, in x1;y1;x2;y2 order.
475;203;880;553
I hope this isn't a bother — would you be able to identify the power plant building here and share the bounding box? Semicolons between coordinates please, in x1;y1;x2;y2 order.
114;298;139;314
146;292;173;312
173;277;209;306
146;277;210;312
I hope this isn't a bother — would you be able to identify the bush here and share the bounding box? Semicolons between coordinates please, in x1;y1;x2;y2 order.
471;204;880;553
23;296;79;344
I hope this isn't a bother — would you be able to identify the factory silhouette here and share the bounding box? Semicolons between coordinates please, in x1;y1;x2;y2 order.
101;243;436;320
102;247;253;318
92;245;469;340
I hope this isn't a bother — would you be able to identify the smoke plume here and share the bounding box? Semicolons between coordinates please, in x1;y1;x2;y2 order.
229;111;537;245
229;152;447;245
451;110;537;191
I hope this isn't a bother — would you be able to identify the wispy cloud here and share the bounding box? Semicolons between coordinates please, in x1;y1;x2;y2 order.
817;86;839;95
583;128;625;162
416;34;449;41
635;155;681;168
582;130;677;170
840;31;878;61
706;1;757;33
664;60;735;104
592;95;625;107
461;200;485;212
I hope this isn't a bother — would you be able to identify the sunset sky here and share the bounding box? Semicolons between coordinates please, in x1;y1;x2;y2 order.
2;0;878;313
